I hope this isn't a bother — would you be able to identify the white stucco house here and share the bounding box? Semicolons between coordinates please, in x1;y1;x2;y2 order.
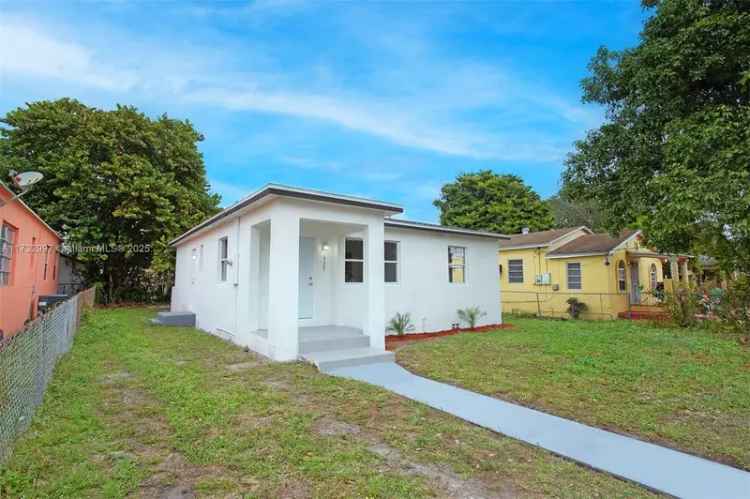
167;184;507;367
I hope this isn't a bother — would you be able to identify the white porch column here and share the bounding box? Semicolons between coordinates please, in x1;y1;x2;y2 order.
680;259;690;285
669;256;680;292
364;217;385;350
267;208;300;361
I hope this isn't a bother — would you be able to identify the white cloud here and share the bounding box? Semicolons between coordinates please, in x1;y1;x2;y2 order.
0;18;138;91
0;11;598;164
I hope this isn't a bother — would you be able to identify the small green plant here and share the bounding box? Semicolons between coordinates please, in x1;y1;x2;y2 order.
387;312;415;336
457;307;486;329
566;297;587;319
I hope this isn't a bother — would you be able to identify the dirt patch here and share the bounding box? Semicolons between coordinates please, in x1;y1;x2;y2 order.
312;417;361;436
275;479;311;498
366;441;502;499
98;370;249;498
100;371;135;384
225;361;260;372
313;415;504;498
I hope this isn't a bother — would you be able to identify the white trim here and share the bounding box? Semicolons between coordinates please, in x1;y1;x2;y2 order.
608;230;642;254
546;252;609;259
385;219;509;240
499;226;591;251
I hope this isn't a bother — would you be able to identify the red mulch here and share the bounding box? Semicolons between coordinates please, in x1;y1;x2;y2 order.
385;323;513;351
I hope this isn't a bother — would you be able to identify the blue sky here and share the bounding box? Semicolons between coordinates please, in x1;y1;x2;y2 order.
0;1;648;222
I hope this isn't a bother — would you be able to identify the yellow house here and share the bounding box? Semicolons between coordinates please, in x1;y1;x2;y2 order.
498;227;692;319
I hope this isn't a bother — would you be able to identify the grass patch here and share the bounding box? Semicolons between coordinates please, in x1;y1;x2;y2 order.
397;316;750;471
1;308;655;497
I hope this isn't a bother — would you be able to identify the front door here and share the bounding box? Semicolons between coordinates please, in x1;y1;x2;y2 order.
630;262;641;304
298;237;314;319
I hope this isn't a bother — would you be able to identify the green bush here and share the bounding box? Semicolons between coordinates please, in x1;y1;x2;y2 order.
566;297;587;319
715;275;750;341
665;286;699;327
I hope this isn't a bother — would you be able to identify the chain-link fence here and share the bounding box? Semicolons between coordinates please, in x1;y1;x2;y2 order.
0;287;95;463
502;290;634;320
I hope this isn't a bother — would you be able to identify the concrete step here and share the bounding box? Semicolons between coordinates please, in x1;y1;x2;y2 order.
301;348;394;373
151;311;196;327
299;335;370;354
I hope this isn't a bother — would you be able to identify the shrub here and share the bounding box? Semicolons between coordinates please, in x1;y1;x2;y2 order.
715;275;750;342
387;312;415;336
566;297;587;319
664;285;699;327
457;307;486;329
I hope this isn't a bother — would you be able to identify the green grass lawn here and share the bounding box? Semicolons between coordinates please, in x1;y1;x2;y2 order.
0;308;655;498
397;317;750;472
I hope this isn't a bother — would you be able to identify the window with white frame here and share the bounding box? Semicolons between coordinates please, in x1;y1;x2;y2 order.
384;241;399;283
567;262;582;290
218;237;229;282
345;238;364;283
650;263;658;290
508;259;523;283
448;246;466;283
0;223;16;286
617;260;627;292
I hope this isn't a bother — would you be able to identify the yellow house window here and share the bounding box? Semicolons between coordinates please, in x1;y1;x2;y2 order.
650;263;658;289
617;261;627;292
567;262;582;290
508;259;523;283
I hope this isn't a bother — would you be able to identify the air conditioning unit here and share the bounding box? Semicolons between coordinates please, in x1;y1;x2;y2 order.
534;273;552;285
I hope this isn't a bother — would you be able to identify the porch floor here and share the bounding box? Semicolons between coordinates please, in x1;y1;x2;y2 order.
299;325;363;341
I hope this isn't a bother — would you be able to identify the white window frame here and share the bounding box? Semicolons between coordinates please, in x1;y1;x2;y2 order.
218;237;230;282
0;223;16;287
567;262;582;290
617;260;627;292
508;259;524;283
384;240;399;284
344;237;364;284
448;246;466;284
650;263;658;290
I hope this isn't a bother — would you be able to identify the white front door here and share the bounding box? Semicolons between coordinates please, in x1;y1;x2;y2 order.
298;237;315;319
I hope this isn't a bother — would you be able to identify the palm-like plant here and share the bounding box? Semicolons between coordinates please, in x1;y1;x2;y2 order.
457;307;486;329
387;312;415;336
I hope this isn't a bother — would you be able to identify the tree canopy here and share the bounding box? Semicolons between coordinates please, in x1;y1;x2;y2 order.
0;99;221;302
547;193;607;232
434;171;553;234
562;0;750;272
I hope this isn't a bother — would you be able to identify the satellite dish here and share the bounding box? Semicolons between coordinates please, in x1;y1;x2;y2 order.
12;171;44;189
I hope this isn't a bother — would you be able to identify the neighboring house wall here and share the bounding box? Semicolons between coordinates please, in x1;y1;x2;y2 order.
0;186;61;338
499;231;677;320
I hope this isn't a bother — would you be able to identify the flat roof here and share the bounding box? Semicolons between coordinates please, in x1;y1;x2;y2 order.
170;183;403;246
385;218;509;239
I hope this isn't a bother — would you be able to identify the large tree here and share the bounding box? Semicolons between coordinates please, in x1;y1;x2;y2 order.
434;171;553;234
0;99;221;302
547;193;607;232
563;0;750;272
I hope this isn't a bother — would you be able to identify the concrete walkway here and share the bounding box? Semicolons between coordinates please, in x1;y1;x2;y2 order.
328;362;750;499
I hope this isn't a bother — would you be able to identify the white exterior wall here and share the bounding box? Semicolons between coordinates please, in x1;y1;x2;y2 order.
171;195;502;361
383;227;501;333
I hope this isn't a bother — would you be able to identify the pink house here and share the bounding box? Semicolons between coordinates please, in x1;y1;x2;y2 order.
0;183;61;339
